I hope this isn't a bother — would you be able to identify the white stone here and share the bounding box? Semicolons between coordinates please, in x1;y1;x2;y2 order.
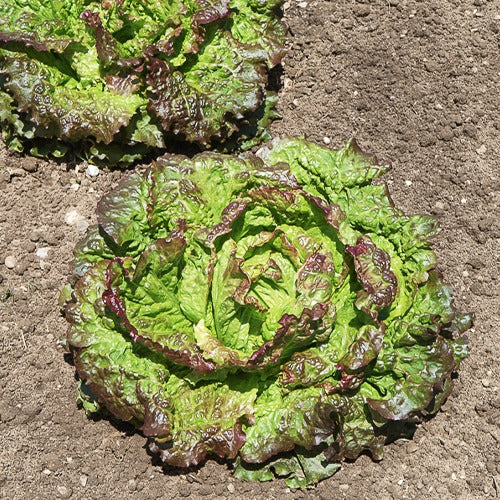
323;136;331;145
86;164;100;177
4;255;16;269
35;247;50;259
56;485;72;498
64;209;81;226
76;219;89;233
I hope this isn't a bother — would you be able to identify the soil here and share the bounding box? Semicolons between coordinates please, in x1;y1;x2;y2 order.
0;1;498;498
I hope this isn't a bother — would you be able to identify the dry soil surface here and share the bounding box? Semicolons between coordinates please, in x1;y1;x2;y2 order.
0;1;499;499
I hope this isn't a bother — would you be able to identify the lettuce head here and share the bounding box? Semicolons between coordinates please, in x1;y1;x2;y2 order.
61;138;471;487
0;0;285;164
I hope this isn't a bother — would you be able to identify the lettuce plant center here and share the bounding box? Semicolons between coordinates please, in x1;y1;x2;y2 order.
62;138;471;487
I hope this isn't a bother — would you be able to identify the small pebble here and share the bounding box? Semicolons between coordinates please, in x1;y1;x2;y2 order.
481;379;491;387
86;164;100;177
56;485;72;498
4;256;16;269
79;475;88;487
339;484;349;491
323;136;331;145
405;180;413;186
227;483;235;493
476;144;487;155
127;479;137;492
76;219;89;233
42;469;51;476
36;247;50;259
65;209;81;226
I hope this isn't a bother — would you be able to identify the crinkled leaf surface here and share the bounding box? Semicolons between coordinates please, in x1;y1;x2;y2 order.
63;138;471;487
0;0;285;164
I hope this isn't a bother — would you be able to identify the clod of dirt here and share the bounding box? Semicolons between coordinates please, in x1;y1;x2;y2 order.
21;158;38;173
0;403;16;423
14;262;28;276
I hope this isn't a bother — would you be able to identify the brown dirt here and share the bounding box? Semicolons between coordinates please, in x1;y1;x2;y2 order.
0;1;498;498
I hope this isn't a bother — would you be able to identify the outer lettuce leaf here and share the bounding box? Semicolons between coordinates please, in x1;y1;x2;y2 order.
149;376;257;467
63;138;471;486
234;448;341;489
65;260;173;435
0;0;286;164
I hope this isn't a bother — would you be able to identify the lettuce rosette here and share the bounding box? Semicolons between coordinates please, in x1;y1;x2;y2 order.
0;0;285;163
61;138;471;487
